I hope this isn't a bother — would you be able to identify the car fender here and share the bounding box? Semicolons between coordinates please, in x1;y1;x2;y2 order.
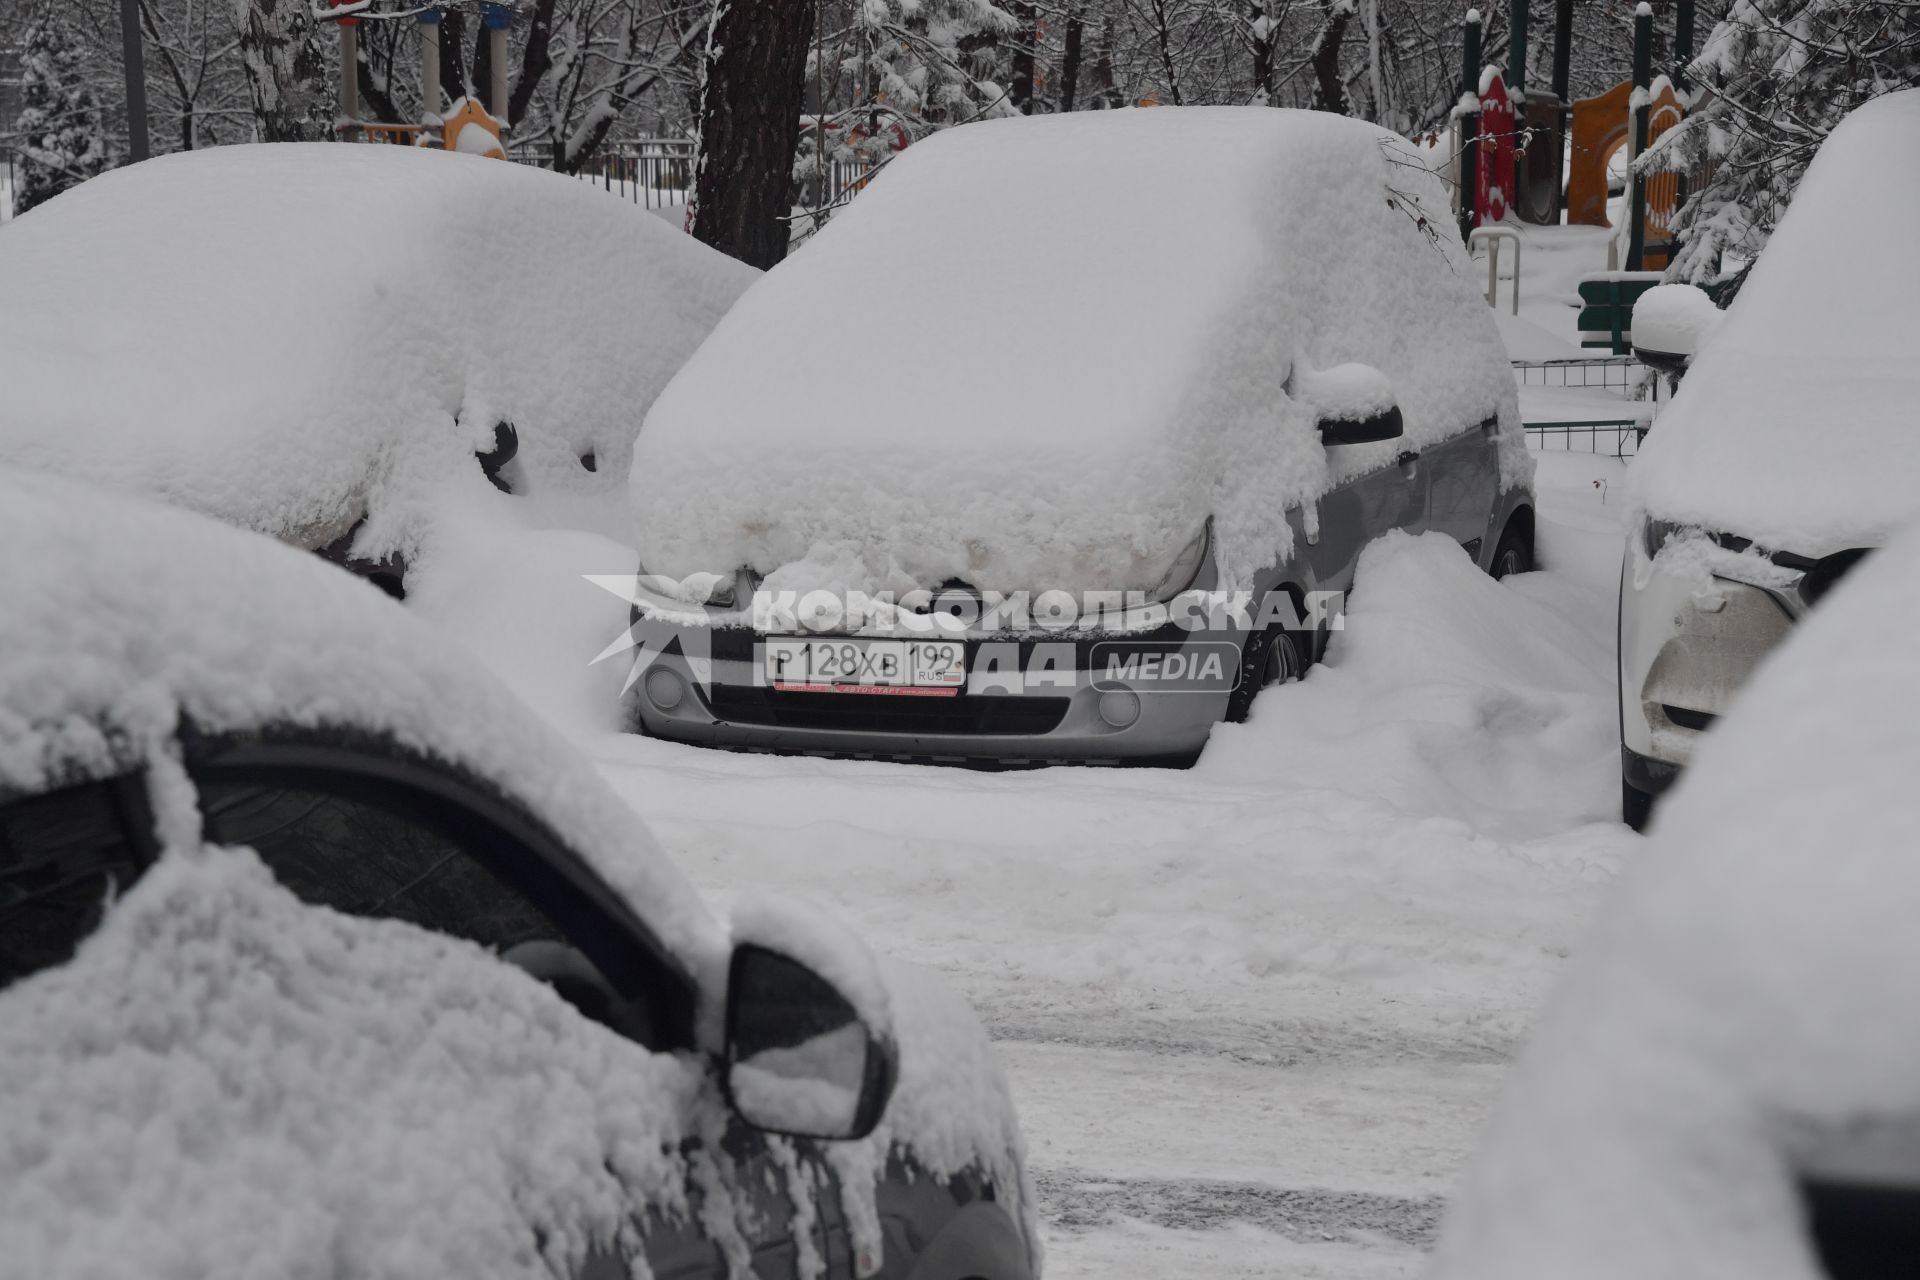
902;1200;1035;1280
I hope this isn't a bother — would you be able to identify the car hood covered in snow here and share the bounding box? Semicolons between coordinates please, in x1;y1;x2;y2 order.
0;469;1033;1277
1630;91;1920;558
632;107;1524;597
1429;516;1920;1279
0;144;755;560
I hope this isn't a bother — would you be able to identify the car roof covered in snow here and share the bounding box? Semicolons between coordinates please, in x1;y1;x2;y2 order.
1429;516;1920;1279
0;465;726;974
0;143;755;560
632;107;1524;597
1630;91;1920;557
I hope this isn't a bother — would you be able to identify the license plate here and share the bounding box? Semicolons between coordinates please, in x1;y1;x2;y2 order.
763;638;966;695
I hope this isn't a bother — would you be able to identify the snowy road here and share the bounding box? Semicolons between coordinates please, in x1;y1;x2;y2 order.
577;452;1638;1277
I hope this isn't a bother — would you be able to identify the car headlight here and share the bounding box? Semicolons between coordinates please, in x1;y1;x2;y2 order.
1152;518;1212;602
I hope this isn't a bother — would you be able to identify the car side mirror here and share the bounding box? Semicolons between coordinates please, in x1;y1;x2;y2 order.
724;943;897;1140
1295;360;1405;446
1318;404;1404;445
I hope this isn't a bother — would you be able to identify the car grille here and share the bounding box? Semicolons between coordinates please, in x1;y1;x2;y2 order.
704;686;1071;736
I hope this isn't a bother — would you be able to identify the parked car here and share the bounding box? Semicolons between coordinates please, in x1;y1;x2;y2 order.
0;467;1037;1280
0;143;756;597
624;108;1534;765
1431;507;1920;1280
1618;91;1920;829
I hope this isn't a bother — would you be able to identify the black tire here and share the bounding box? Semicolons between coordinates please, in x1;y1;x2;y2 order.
1491;522;1534;580
1224;627;1303;724
1622;777;1655;832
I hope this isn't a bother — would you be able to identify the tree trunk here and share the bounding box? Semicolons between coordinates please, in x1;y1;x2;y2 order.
1060;4;1084;111
1310;0;1353;114
1250;4;1276;102
236;0;318;141
508;0;558;127
438;9;469;104
688;0;816;269
1009;0;1036;113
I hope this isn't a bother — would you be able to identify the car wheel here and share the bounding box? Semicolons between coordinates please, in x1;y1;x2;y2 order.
1491;524;1534;579
1224;627;1303;724
1622;777;1656;832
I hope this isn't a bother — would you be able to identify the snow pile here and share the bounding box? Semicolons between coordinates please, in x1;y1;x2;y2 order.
1630;91;1920;557
1201;530;1621;837
0;848;715;1279
1631;282;1721;357
634;108;1524;597
0;144;755;561
1429;516;1920;1279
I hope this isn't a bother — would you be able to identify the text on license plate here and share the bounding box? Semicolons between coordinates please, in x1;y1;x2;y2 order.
763;639;966;695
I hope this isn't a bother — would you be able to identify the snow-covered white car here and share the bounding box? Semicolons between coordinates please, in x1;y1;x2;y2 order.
1619;91;1920;829
1429;513;1920;1280
623;108;1534;765
0;143;755;598
0;468;1037;1280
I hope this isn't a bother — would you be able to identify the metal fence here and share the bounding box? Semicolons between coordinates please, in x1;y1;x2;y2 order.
1517;355;1654;456
509;138;881;222
1514;355;1645;392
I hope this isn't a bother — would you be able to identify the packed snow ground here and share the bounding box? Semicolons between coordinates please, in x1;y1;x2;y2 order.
528;449;1635;1278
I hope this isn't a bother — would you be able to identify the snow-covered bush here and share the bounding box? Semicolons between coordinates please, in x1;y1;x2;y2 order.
11;11;118;214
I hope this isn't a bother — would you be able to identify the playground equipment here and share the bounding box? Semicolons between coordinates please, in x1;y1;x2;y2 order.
1457;0;1699;269
320;1;516;155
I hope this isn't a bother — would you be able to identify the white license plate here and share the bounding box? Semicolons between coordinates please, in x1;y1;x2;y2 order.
763;638;966;695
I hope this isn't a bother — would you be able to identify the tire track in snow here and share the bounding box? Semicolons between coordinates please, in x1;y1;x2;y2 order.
1035;1167;1444;1250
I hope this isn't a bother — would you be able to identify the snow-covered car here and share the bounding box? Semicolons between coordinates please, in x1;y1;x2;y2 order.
1618;91;1920;829
1428;515;1920;1280
0;467;1037;1280
0;143;755;598
622;108;1534;765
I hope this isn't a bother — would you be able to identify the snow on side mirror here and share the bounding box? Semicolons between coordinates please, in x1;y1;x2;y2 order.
1296;361;1405;446
1632;283;1721;374
723;898;897;1141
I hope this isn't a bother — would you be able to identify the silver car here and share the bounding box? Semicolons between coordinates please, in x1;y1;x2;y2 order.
623;110;1534;765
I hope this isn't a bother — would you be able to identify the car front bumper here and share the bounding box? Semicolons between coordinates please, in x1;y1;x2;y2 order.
1618;538;1805;778
625;626;1238;765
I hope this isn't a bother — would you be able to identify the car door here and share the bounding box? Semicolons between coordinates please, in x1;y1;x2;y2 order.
1421;416;1500;559
1306;447;1430;588
181;732;850;1280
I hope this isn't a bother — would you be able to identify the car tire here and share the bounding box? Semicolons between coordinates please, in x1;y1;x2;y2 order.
1622;777;1656;832
1491;523;1534;579
1224;626;1303;724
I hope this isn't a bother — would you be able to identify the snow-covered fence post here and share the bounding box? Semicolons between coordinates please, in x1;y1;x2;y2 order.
1626;1;1651;270
336;6;359;134
1456;9;1482;243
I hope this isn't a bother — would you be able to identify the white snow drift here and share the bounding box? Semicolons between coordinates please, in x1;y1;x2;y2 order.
1630;90;1920;557
633;107;1525;597
0;143;755;561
